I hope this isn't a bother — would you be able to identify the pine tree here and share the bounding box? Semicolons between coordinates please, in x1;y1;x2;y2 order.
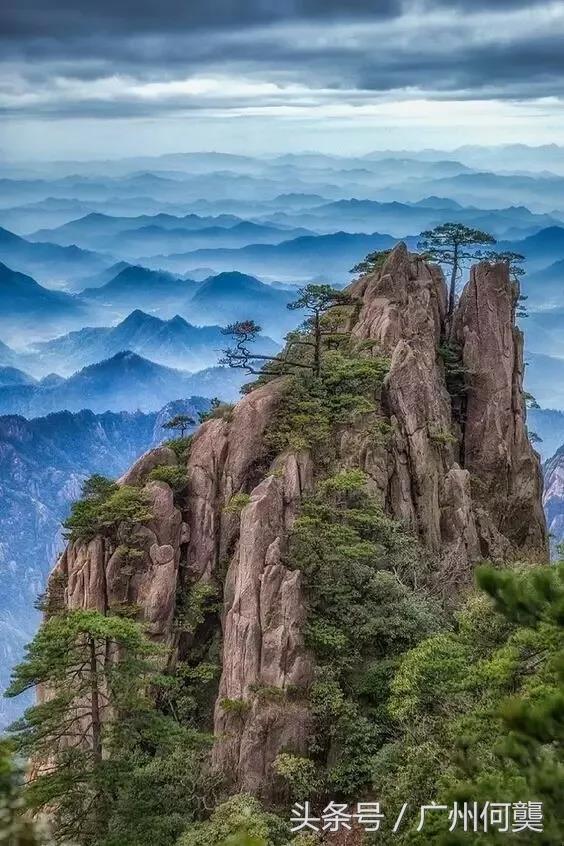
418;223;496;317
6;610;159;844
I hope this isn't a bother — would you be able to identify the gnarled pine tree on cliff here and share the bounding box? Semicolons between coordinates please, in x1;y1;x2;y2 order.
6;244;552;845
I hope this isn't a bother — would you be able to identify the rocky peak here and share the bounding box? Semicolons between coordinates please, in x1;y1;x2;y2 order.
43;242;548;800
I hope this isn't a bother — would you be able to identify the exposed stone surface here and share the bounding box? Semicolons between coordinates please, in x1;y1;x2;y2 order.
212;453;314;795
52;476;183;639
453;261;547;556
44;242;548;800
118;445;177;486
347;245;547;574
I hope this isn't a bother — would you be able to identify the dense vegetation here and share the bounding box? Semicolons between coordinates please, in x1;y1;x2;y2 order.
3;275;563;845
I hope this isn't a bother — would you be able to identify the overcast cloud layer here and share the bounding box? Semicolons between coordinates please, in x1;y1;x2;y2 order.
2;0;564;158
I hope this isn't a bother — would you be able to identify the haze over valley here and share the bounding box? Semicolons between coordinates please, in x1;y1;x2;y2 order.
4;145;564;727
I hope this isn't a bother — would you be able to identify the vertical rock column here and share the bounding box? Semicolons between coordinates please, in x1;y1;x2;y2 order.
453;260;547;557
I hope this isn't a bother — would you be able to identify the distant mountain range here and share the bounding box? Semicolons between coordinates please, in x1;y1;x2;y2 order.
0;340;20;369
25;309;279;377
384;171;564;214
0;367;36;387
0;351;247;417
501;226;564;274
0;225;112;288
79;267;302;337
186;271;301;334
261;198;562;239
144;231;405;281
79;265;197;314
31;213;312;255
0;261;89;346
0;397;209;729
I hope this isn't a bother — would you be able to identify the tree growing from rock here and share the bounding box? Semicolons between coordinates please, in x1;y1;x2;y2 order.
221;284;355;378
350;248;392;276
287;283;355;375
418;223;496;317
163;414;195;438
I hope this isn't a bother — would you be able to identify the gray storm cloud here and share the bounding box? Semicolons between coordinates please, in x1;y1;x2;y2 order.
1;0;564;156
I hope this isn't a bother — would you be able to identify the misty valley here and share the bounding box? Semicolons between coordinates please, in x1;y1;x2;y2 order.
3;145;564;844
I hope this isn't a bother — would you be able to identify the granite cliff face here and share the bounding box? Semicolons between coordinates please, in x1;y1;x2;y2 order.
42;244;548;799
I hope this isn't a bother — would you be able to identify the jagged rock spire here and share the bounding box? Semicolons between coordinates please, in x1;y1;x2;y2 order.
45;242;548;800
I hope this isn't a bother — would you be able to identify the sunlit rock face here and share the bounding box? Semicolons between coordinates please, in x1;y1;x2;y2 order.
43;244;548;798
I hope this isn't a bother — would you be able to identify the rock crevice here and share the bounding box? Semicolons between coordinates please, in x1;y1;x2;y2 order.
45;243;548;799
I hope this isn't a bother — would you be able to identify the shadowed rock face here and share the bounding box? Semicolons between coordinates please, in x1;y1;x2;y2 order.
43;242;548;798
453;261;547;555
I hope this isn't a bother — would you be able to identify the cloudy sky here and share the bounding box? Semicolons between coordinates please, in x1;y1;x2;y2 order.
2;0;564;159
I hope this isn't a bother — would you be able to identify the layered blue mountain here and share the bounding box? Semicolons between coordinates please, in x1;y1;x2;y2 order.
262;199;561;239
387;171;564;214
0;341;20;369
0;225;112;287
31;213;311;255
147;231;404;281
0;351;246;417
26;309;279;377
0;261;88;345
0;367;37;388
79;265;197;314
501;226;564;273
185;271;301;337
76;267;303;338
31;210;241;245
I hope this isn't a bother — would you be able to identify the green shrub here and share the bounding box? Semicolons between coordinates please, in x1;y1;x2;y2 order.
199;399;235;423
223;493;251;514
264;350;389;459
438;341;468;398
273;753;321;797
63;480;153;542
286;470;442;796
219;698;250;716
165;436;193;462
149;464;189;491
175;583;220;635
249;684;286;703
428;425;457;446
176;794;289;846
350;248;393;275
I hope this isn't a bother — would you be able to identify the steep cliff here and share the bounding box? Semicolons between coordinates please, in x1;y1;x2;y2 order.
43;244;548;802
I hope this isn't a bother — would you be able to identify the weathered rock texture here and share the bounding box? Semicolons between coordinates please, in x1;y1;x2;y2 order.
453;262;547;556
45;243;548;798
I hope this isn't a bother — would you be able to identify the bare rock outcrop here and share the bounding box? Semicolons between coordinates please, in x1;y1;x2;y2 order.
44;242;548;802
349;246;478;576
53;478;183;638
212;451;314;795
453;261;546;556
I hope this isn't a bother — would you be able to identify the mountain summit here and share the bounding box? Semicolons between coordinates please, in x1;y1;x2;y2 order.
44;243;546;804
